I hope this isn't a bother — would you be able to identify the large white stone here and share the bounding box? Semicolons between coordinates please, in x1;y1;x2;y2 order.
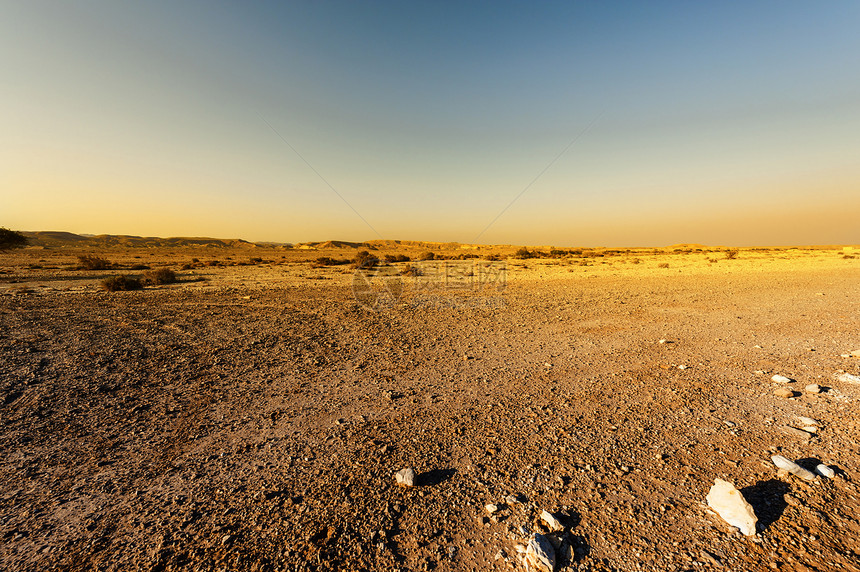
706;478;758;536
771;455;817;481
395;467;416;487
524;534;556;572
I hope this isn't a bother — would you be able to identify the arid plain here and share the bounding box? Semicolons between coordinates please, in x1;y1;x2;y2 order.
1;239;859;572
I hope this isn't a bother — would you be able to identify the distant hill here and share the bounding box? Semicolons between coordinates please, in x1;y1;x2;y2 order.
22;232;261;249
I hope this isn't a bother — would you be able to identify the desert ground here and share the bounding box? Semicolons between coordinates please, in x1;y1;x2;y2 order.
1;242;859;572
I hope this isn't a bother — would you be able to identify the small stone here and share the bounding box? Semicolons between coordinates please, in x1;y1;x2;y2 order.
771;455;817;481
524;533;556;572
395;468;416;487
796;416;819;426
779;426;812;440
678;364;688;370
724;421;736;428
773;387;795;398
805;384;821;394
658;339;668;344
221;534;233;545
540;510;564;532
815;464;835;479
706;478;758;536
850;349;860;358
485;503;499;514
836;373;860;384
494;549;507;561
772;374;793;384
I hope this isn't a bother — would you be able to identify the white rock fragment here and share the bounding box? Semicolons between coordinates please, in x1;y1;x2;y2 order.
395;467;416;487
815;464;835;479
540;509;564;532
851;349;860;358
524;533;556;572
706;478;758;536
805;384;821;394
771;455;817;481
658;339;668;344
796;416;819;427
485;503;499;514
773;387;795;398
772;374;793;384
836;373;860;384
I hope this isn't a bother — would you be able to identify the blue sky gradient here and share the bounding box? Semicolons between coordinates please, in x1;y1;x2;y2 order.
3;1;859;245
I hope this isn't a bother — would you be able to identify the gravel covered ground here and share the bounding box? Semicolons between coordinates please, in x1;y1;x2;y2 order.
1;247;859;571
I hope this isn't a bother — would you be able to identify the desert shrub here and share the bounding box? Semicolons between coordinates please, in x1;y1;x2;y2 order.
249;257;263;264
631;258;641;264
78;255;111;270
658;262;670;268
130;264;150;270
384;254;411;263
0;228;28;251
400;265;421;277
724;249;739;260
101;275;142;291
844;254;855;259
484;254;501;261
143;268;177;285
352;250;379;268
315;256;350;266
418;251;436;261
514;248;533;259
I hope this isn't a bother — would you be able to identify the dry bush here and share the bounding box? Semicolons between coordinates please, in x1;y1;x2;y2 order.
384;254;411;263
484;254;502;261
352;250;379;268
844;254;856;259
143;268;177;285
101;275;142;291
78;255;111;270
314;257;350;267
418;251;436;261
400;265;421;277
658;262;670;268
724;249;739;260
0;227;28;251
631;258;641;264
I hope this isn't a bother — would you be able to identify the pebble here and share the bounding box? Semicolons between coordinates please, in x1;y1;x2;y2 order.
779;426;812;440
805;384;821;394
771;455;817;481
524;533;556;572
851;349;860;358
678;364;688;370
485;503;499;514
706;478;758;536
796;416;819;427
773;387;795;398
815;464;836;479
772;374;793;384
836;373;860;384
540;509;564;532
395;468;416;487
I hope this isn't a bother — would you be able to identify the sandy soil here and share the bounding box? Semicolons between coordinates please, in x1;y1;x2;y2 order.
1;246;859;572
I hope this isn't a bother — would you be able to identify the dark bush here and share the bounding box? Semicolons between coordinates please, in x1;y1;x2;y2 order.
352;250;379;268
0;227;28;251
384;254;411;263
514;248;533;259
658;262;670;268
101;275;142;291
724;249;739;260
315;257;350;266
130;264;150;270
143;268;177;285
418;251;436;261
78;255;111;270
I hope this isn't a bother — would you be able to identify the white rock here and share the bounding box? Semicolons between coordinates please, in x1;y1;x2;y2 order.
796;416;819;426
705;479;758;536
836;373;860;384
524;534;556;572
678;364;688;370
815;464;835;479
772;375;793;384
773;387;795;398
805;384;821;394
395;467;416;487
771;455;817;481
485;503;499;514
658;339;668;344
851;349;860;358
540;509;564;532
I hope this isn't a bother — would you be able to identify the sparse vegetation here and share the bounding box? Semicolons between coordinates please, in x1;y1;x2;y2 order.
724;249;739;260
384;254;411;263
143;268;177;285
78;255;112;270
314;257;350;267
658;262;670;268
514;248;533;259
418;251;436;261
352;250;379;268
0;227;28;251
101;275;142;291
484;254;502;261
400;265;421;277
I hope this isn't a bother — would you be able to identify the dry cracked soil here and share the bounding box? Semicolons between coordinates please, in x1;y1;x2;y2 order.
1;246;859;572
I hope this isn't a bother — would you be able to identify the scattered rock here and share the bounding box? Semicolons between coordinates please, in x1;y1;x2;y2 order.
395;468;416;487
485;503;499;515
797;416;819;426
805;384;821;394
771;455;817;481
815;464;836;479
706;478;758;536
836;373;860;384
677;364;688;370
658;339;668;344
524;533;556;572
539;509;564;532
221;534;233;545
772;374;793;384
851;349;860;358
779;426;813;440
773;387;795;398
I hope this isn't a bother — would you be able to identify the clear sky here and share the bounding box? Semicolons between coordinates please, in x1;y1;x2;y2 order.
2;1;859;246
